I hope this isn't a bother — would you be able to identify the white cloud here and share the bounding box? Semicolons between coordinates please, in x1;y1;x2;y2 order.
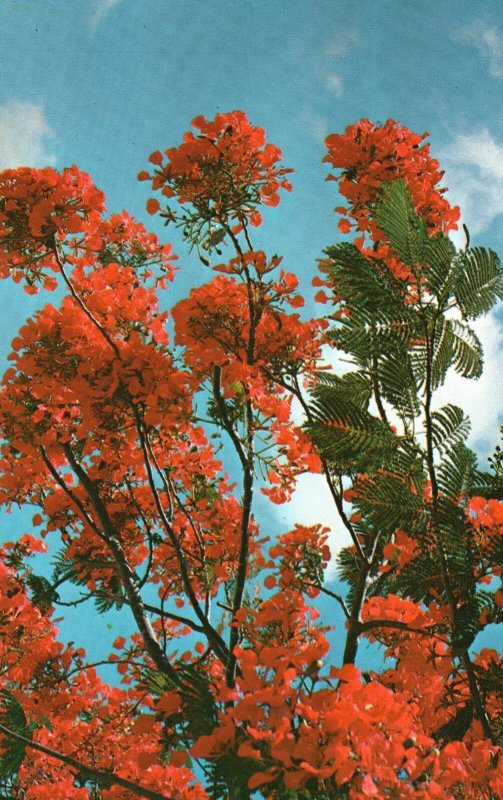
441;127;503;239
305;33;358;138
440;127;503;458
438;126;503;455
324;72;344;98
274;347;354;573
89;0;121;32
0;101;55;169
275;472;352;578
448;128;503;180
459;20;503;79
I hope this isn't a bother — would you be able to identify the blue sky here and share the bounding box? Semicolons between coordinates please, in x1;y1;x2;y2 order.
1;0;503;665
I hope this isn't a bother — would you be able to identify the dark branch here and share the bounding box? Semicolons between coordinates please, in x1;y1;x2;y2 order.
0;723;173;800
62;443;182;687
52;235;120;357
132;410;229;663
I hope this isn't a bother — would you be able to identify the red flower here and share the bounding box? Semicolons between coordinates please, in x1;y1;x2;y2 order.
141;110;293;229
324;119;460;281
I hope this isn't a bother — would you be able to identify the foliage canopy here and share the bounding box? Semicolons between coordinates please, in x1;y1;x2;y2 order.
0;111;500;799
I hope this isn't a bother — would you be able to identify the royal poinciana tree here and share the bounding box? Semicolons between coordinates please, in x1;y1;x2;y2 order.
0;111;501;800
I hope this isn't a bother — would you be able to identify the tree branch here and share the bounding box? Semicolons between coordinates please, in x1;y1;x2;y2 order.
225;396;254;687
290;375;368;564
357;619;439;637
61;443;182;687
210;227;258;686
132;411;229;663
342;561;371;666
301;580;350;618
422;321;495;743
371;352;389;425
212;366;248;470
0;723;173;800
52;235;120;357
39;446;103;541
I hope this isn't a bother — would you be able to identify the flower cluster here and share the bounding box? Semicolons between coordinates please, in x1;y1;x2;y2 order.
324;118;460;280
140;110;293;236
0;110;500;800
0;166;178;293
0;166;105;288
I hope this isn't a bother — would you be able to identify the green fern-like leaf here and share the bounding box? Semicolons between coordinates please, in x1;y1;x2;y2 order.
27;573;60;612
51;548;91;587
330;307;419;367
431;317;483;389
312;371;372;411
376;349;420;418
352;464;427;539
424;234;457;302
141;664;217;740
430;404;471;454
430;316;454;390
449;318;483;379
383;539;445;604
454;246;503;320
0;693;29;781
323;242;406;312
437;443;477;503
452;592;495;653
374;180;428;268
469;468;503;501
307;389;397;472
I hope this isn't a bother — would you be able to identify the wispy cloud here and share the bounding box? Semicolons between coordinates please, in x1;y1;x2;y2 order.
440;125;503;458
325;30;360;59
0;101;55;169
317;29;360;100
324;72;344;99
89;0;121;33
441;127;503;239
459;19;503;78
302;110;329;143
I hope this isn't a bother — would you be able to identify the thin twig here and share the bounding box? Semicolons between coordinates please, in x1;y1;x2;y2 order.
62;443;182;686
132;409;228;663
52;235;120;357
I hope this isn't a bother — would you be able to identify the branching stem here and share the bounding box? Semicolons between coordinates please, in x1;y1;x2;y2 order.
0;723;173;800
